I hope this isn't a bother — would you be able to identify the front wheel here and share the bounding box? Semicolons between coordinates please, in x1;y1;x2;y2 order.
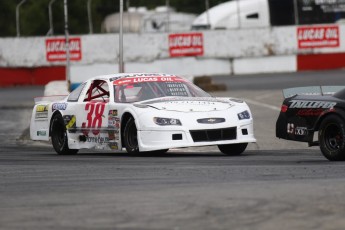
319;115;345;161
123;117;140;154
51;113;78;155
218;143;248;156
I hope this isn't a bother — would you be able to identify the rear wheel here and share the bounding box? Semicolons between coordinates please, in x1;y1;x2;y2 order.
218;143;247;156
51;113;78;155
319;115;345;161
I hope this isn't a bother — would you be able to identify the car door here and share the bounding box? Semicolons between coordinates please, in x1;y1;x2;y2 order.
75;79;111;149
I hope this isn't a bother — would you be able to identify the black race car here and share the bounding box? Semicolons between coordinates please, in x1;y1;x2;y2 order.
276;86;345;161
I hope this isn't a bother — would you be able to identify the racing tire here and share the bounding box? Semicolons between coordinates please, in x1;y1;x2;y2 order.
51;113;78;155
218;143;248;156
123;117;140;154
319;115;345;161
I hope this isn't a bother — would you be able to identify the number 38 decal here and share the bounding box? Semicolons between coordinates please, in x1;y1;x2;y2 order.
82;102;105;135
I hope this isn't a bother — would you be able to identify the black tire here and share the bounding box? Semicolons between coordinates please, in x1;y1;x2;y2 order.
218;143;248;156
123;117;140;154
51;113;78;155
319;115;345;161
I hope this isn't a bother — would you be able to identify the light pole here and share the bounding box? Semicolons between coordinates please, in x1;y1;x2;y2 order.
119;0;124;73
166;0;170;32
48;0;57;36
64;0;71;90
87;0;93;34
16;0;27;37
293;0;299;25
205;0;210;29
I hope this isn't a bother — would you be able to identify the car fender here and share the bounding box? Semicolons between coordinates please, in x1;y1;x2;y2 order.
30;103;52;141
314;108;345;131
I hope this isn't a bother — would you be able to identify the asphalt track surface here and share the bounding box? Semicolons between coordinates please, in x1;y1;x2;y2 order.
1;71;345;230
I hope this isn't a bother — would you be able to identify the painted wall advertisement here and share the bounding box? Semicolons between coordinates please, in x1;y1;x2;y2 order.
169;33;204;57
46;37;82;62
297;25;339;49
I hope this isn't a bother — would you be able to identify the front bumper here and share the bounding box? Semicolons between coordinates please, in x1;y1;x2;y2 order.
137;121;256;151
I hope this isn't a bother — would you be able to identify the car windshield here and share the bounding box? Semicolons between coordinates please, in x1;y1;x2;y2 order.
113;76;210;103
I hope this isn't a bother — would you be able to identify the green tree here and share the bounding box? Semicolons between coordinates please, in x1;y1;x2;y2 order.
0;0;228;37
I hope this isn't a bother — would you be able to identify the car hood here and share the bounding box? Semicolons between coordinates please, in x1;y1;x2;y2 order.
138;97;234;112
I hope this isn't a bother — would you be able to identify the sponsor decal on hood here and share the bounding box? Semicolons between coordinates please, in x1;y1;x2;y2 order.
139;97;233;112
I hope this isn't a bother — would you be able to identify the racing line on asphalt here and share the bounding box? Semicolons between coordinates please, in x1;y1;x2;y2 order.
242;98;281;111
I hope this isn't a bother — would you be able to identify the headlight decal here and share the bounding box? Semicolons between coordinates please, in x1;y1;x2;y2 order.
153;117;182;126
237;110;250;120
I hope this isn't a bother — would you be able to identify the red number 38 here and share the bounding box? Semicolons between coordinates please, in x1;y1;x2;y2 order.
82;102;105;135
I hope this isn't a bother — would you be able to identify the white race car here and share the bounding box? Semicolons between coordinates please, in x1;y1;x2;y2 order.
30;73;256;155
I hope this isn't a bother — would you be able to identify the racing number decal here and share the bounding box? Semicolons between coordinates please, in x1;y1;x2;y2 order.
82;102;105;135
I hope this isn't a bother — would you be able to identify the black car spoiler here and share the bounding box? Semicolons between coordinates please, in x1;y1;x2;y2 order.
283;86;345;99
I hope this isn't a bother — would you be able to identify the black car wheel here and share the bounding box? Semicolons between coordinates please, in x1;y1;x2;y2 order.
51;113;78;155
123;117;140;154
319;115;345;161
218;143;248;156
123;117;169;155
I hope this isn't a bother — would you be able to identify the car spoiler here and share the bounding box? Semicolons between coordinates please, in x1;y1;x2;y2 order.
283;86;345;99
34;95;68;104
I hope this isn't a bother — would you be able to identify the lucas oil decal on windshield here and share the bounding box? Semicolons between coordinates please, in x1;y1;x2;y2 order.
113;76;186;85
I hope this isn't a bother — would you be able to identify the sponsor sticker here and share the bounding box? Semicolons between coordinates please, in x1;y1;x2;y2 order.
295;127;308;136
109;110;118;116
289;100;336;109
166;82;188;96
169;33;204;57
296;108;324;116
35;105;49;119
46;37;82;62
52;103;68;111
64;115;76;132
113;76;185;85
35;112;48;119
36;105;48;112
287;123;295;134
108;129;119;141
109;142;118;150
86;136;109;144
37;131;47;136
297;25;339;49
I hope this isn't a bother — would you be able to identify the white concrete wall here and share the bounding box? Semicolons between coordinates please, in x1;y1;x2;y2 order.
1;24;344;82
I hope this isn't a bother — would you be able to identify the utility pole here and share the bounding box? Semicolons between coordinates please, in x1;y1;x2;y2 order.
16;0;27;37
64;0;71;90
205;0;210;29
48;0;57;35
166;0;170;32
87;0;93;34
119;0;124;73
293;0;299;25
